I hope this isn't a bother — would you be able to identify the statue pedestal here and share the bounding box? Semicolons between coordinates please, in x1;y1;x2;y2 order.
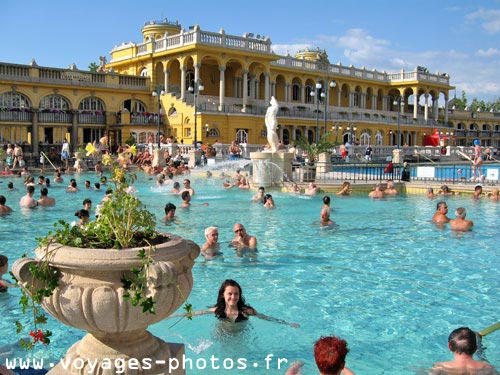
250;152;293;188
392;149;402;164
188;150;201;168
152;149;165;168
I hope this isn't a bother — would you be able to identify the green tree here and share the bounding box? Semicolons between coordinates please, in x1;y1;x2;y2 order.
88;62;99;72
453;91;467;110
296;132;336;163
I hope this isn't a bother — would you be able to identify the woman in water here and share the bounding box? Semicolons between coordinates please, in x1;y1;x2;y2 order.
170;279;299;327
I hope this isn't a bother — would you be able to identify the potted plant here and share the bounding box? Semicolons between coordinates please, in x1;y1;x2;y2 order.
295;133;336;181
74;145;86;160
13;151;200;375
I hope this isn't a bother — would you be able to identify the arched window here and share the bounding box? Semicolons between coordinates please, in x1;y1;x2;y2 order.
235;129;248;144
140;68;148;77
292;84;300;101
375;131;383;146
79;97;105;112
207;128;220;138
0;91;31;109
359;132;370;145
39;94;70;110
122;99;146;114
168;107;177;116
305;86;314;104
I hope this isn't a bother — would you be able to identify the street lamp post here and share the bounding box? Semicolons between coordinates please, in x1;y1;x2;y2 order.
345;123;357;162
324;80;336;138
332;122;342;144
188;80;204;149
346;123;357;144
393;96;403;148
151;85;165;149
310;82;322;143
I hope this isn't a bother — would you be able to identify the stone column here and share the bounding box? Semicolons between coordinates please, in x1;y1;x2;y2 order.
285;83;290;102
413;93;418;119
249;75;255;100
234;77;239;99
218;66;226;112
444;95;449;123
194;63;201;85
164;69;169;93
180;67;187;100
264;73;270;104
32;109;39;155
71;109;78;153
424;93;429;122
242;70;249;111
433;97;438;120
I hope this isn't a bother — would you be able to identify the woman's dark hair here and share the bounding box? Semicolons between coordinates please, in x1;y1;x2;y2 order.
213;279;251;319
0;254;8;268
173;182;180;189
323;196;331;205
0;195;6;205
165;202;176;214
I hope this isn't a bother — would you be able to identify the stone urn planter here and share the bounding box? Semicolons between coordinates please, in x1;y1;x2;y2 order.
296;165;316;182
74;151;86;160
13;234;200;375
205;145;216;157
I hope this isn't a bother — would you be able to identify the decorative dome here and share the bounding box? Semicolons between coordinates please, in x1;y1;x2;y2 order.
141;18;182;42
295;47;330;64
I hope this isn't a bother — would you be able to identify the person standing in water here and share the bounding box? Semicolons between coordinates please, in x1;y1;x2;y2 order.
169;279;299;327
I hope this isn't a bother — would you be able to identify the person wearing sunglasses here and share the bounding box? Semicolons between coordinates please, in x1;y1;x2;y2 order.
230;223;257;250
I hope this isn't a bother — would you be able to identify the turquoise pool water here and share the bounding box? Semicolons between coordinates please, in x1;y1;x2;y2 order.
0;168;499;375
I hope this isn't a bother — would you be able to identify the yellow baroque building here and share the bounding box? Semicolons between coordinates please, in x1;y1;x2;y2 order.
1;18;499;157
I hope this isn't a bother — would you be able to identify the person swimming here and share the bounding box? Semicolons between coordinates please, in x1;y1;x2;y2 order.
168;279;299;327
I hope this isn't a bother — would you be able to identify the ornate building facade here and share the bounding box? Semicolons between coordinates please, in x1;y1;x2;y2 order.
1;18;499;156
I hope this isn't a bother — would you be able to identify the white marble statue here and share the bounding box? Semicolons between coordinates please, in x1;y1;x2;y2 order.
265;96;279;152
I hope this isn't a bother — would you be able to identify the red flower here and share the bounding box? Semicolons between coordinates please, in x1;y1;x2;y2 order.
29;329;47;344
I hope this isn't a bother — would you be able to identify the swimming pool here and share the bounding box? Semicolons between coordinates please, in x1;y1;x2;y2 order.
0;169;499;375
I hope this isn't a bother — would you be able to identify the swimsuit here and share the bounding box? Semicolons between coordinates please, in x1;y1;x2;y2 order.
217;311;248;322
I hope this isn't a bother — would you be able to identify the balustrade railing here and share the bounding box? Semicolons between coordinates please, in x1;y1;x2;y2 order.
0;111;33;122
78;113;106;124
38;112;73;123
